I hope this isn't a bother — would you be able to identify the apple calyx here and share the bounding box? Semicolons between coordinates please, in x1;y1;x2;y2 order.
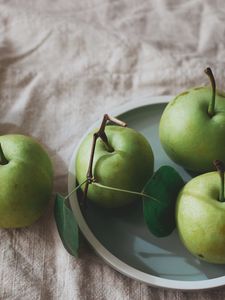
82;114;127;208
0;143;8;165
204;67;216;118
213;160;225;202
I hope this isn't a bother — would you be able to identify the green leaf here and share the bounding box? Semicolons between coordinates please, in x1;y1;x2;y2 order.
54;193;79;256
143;166;184;237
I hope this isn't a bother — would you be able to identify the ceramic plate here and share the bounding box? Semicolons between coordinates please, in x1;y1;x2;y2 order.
68;96;225;291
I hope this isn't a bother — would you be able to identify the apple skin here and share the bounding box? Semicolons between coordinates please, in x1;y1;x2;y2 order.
159;87;225;173
0;134;53;228
176;172;225;264
76;125;154;208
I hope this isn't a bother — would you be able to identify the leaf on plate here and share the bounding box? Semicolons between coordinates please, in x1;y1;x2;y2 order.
143;166;184;237
54;193;79;256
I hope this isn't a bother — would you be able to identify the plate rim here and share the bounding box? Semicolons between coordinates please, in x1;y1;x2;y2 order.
68;95;225;291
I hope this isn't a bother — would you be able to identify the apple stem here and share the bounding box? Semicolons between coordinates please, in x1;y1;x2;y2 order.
204;67;216;117
93;182;160;203
214;160;225;202
82;114;127;208
64;179;88;201
0;143;8;165
98;114;126;152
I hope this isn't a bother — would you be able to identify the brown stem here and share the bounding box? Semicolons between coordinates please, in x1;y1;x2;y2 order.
98;114;127;151
204;67;216;117
81;133;98;208
0;143;8;165
81;114;127;208
213;160;225;202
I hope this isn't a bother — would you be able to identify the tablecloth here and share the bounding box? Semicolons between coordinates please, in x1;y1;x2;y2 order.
1;1;225;299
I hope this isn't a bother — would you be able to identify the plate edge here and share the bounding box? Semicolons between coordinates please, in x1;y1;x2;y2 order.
68;96;225;291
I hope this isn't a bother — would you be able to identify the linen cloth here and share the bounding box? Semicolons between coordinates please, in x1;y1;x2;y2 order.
1;1;225;299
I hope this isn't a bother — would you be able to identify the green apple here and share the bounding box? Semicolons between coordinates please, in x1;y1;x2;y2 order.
0;134;53;228
76;125;154;208
176;164;225;264
159;68;225;173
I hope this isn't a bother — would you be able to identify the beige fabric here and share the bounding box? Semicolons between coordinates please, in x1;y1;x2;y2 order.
1;1;225;299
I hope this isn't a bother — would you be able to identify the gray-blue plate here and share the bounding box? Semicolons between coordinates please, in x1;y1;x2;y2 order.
68;96;225;290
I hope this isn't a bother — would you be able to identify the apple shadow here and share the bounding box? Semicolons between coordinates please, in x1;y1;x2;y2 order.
78;189;142;224
0;123;31;135
185;169;201;178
